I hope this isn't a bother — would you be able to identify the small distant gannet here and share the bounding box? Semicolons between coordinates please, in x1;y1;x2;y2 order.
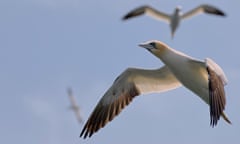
67;88;84;123
80;40;231;138
122;4;226;38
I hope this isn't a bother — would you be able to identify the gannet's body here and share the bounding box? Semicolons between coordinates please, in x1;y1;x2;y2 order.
80;40;231;138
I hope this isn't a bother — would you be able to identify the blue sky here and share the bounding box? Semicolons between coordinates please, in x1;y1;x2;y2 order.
1;0;240;144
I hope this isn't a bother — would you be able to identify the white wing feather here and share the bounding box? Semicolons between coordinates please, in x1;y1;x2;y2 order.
80;66;181;138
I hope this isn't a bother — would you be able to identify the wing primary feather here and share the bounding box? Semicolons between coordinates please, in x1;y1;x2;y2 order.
80;66;181;138
80;83;139;138
108;103;115;121
202;4;225;16
207;66;226;127
122;5;170;22
181;4;226;20
122;6;147;20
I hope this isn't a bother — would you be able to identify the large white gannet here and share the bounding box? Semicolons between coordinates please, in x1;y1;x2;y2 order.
80;40;231;138
122;4;226;38
67;88;84;123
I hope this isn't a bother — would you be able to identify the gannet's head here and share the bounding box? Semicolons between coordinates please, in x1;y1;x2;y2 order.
139;40;168;57
175;5;182;12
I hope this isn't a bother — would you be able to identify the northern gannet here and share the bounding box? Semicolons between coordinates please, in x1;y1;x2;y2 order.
80;40;231;138
67;88;84;124
122;4;226;38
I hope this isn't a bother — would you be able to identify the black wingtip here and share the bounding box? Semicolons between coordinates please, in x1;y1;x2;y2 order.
79;124;88;139
122;14;135;20
203;5;226;17
79;132;89;139
215;10;226;17
122;15;129;20
122;5;148;21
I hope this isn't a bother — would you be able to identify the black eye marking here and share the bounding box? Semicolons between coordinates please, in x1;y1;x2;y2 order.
150;42;155;47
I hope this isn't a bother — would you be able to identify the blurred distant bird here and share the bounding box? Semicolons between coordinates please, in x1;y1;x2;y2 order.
123;4;226;38
80;40;231;139
67;88;83;124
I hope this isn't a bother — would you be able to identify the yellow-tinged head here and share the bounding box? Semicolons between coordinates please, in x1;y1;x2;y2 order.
138;40;168;58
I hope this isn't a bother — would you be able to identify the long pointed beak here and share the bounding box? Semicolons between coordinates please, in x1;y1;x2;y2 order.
139;43;155;52
138;43;151;49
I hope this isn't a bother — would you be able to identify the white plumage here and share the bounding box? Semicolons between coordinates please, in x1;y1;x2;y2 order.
123;4;226;38
80;40;231;138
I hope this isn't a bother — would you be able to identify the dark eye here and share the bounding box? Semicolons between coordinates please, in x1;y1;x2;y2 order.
150;42;155;47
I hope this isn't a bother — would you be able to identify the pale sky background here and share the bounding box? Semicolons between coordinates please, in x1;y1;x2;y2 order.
1;0;240;144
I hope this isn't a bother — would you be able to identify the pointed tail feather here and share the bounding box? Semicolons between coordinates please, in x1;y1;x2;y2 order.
221;112;231;124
